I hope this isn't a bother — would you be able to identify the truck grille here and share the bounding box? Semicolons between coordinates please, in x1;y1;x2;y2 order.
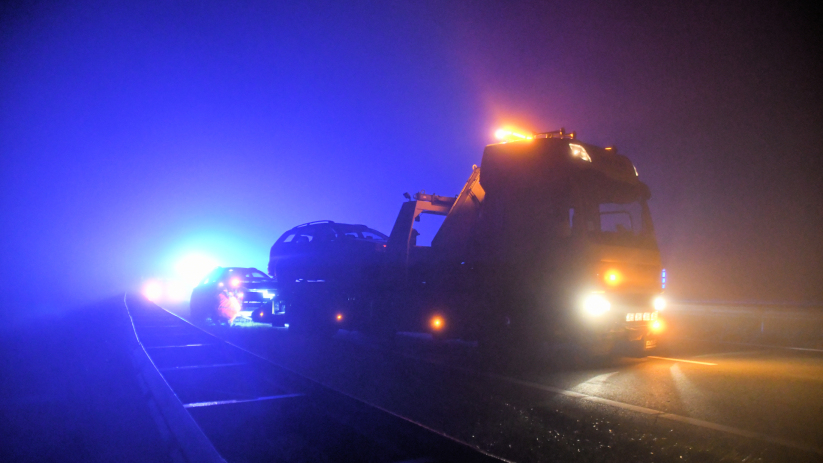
626;311;658;322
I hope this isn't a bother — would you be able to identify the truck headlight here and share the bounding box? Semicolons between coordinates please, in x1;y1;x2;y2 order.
583;294;611;316
653;296;666;311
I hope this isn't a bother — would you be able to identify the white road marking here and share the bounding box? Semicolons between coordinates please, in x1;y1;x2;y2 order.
183;393;305;408
647;356;718;366
158;362;247;371
146;343;216;349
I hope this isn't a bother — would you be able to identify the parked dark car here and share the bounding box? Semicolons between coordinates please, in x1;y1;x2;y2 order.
190;267;281;324
268;221;388;283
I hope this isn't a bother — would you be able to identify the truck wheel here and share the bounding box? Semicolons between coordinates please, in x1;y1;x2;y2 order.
286;303;337;337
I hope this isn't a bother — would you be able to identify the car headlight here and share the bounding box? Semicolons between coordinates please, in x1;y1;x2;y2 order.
653;296;666;311
583;294;611;316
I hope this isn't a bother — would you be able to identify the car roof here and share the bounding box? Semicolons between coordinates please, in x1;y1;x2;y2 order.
289;222;376;232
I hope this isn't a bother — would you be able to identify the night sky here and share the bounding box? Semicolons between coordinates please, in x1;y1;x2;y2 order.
2;1;820;314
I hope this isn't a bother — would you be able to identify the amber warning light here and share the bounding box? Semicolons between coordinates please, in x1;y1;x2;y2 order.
604;269;621;286
495;128;532;141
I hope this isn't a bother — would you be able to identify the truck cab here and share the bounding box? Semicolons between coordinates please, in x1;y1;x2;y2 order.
382;129;665;354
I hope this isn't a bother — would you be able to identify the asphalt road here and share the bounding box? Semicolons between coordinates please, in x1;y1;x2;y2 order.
173;306;823;462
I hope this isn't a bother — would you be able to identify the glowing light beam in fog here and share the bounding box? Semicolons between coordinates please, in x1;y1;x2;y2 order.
143;280;162;302
175;253;219;288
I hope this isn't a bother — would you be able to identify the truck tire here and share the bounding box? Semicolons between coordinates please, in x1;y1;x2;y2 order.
286;300;338;337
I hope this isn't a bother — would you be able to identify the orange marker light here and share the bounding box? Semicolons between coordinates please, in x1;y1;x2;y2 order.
604;269;621;286
336;313;343;321
431;316;444;330
495;128;532;141
650;320;665;332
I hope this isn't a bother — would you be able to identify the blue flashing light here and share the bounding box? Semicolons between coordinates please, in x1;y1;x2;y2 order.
661;268;666;289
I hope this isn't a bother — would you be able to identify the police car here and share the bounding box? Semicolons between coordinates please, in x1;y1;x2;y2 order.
190;267;281;324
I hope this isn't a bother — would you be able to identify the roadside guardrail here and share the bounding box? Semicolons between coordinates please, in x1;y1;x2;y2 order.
665;302;823;350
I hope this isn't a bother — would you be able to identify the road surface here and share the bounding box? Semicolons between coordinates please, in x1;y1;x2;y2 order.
190;310;823;462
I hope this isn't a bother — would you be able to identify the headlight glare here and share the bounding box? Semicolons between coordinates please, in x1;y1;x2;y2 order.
583;294;611;316
653;296;667;311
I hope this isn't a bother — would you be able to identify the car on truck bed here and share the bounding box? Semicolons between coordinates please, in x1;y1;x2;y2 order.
268;221;389;333
268;221;388;282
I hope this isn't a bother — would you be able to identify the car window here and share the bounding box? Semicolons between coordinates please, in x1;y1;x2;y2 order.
332;225;388;241
251;271;267;278
361;230;386;240
314;226;336;241
283;230;313;243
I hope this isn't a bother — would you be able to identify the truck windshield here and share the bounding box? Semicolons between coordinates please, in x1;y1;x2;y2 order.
598;201;643;234
584;197;654;248
577;173;656;248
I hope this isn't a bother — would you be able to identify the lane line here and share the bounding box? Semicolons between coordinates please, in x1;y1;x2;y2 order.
579;395;662;415
134;325;188;329
159;362;247;371
647;356;717;366
396;352;821;456
146;343;217;349
183;393;305;408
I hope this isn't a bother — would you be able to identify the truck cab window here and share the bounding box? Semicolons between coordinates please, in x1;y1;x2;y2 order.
599;202;641;234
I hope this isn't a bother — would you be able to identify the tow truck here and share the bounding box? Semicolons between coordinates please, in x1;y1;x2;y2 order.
277;128;666;355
